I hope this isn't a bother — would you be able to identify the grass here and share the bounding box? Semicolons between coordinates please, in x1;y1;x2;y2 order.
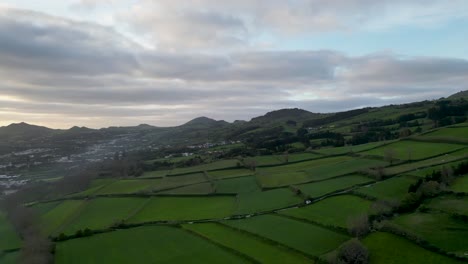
384;152;466;175
317;141;390;156
183;223;312;263
55;225;248;264
215;176;260;194
61;197;148;235
128;196;236;222
158;182;214;195
423;126;468;139
363;232;464;264
39;200;85;235
361;140;464;161
151;173;207;191
207;169;253;180
279;195;372;228
297;174;374;198
407;160;465;178
169;159;239;175
95;179;161;195
235;188;302;215
392;212;468;256
0;252;19;264
31;201;61;214
258;157;386;188
0;211;21;251
424;195;468;216
224;214;349;256
451;175;468;193
354;176;416;201
139;170;169;178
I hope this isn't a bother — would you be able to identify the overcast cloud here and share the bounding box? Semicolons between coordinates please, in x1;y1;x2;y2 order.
0;2;467;128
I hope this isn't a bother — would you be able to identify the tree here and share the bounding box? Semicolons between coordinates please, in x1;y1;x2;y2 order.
384;148;397;165
335;239;369;264
347;214;369;238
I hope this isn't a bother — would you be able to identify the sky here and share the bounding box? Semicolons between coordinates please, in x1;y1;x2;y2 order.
0;0;467;128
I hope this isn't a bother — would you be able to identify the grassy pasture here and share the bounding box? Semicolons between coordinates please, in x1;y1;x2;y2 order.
363;232;464;264
95;179;161;195
408;160;464;177
297;174;373;198
0;252;19;264
451;175;468;193
215;176;260;194
55;226;247;264
424;195;468;216
316;141;390;156
0;211;21;251
151;173;207;191
31;201;61;214
61;197;148;235
257;157;384;188
39;200;85;235
384;153;466;175
128;196;236;222
423;126;468;139
158;182;214;195
207;168;253;180
279;195;372;228
183;223;311;263
392;212;468;256
169;159;239;175
361;140;464;161
235;189;301;215
139;170;169;178
354;176;416;201
224;214;349;256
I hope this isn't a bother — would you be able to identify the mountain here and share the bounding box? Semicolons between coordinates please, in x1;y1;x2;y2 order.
448;90;468;99
0;122;57;141
250;108;323;124
181;117;229;128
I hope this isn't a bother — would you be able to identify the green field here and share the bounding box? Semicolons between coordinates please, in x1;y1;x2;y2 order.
297;174;374;198
257;156;378;188
61;198;148;235
0;211;21;251
363;232;464;264
0;252;19;264
407;160;465;177
208;168;253;180
235;189;301;215
39;200;85;235
279;195;372;228
128;196;236;222
392;212;468;256
423;126;468;139
361;140;464;161
183;223;311;263
139;170;170;178
31;201;61;214
424;195;468;216
354;176;416;201
224;214;349;256
215;176;260;194
383;153;466;175
451;175;468;193
317;141;390;156
169;159;239;175
158;182;214;195
55;226;247;264
151;173;207;191
94;179;161;195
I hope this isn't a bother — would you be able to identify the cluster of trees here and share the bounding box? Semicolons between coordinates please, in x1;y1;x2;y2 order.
401;161;468;212
427;99;468;127
2;198;53;263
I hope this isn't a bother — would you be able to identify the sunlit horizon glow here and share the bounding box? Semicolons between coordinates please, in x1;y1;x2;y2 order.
0;1;467;129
